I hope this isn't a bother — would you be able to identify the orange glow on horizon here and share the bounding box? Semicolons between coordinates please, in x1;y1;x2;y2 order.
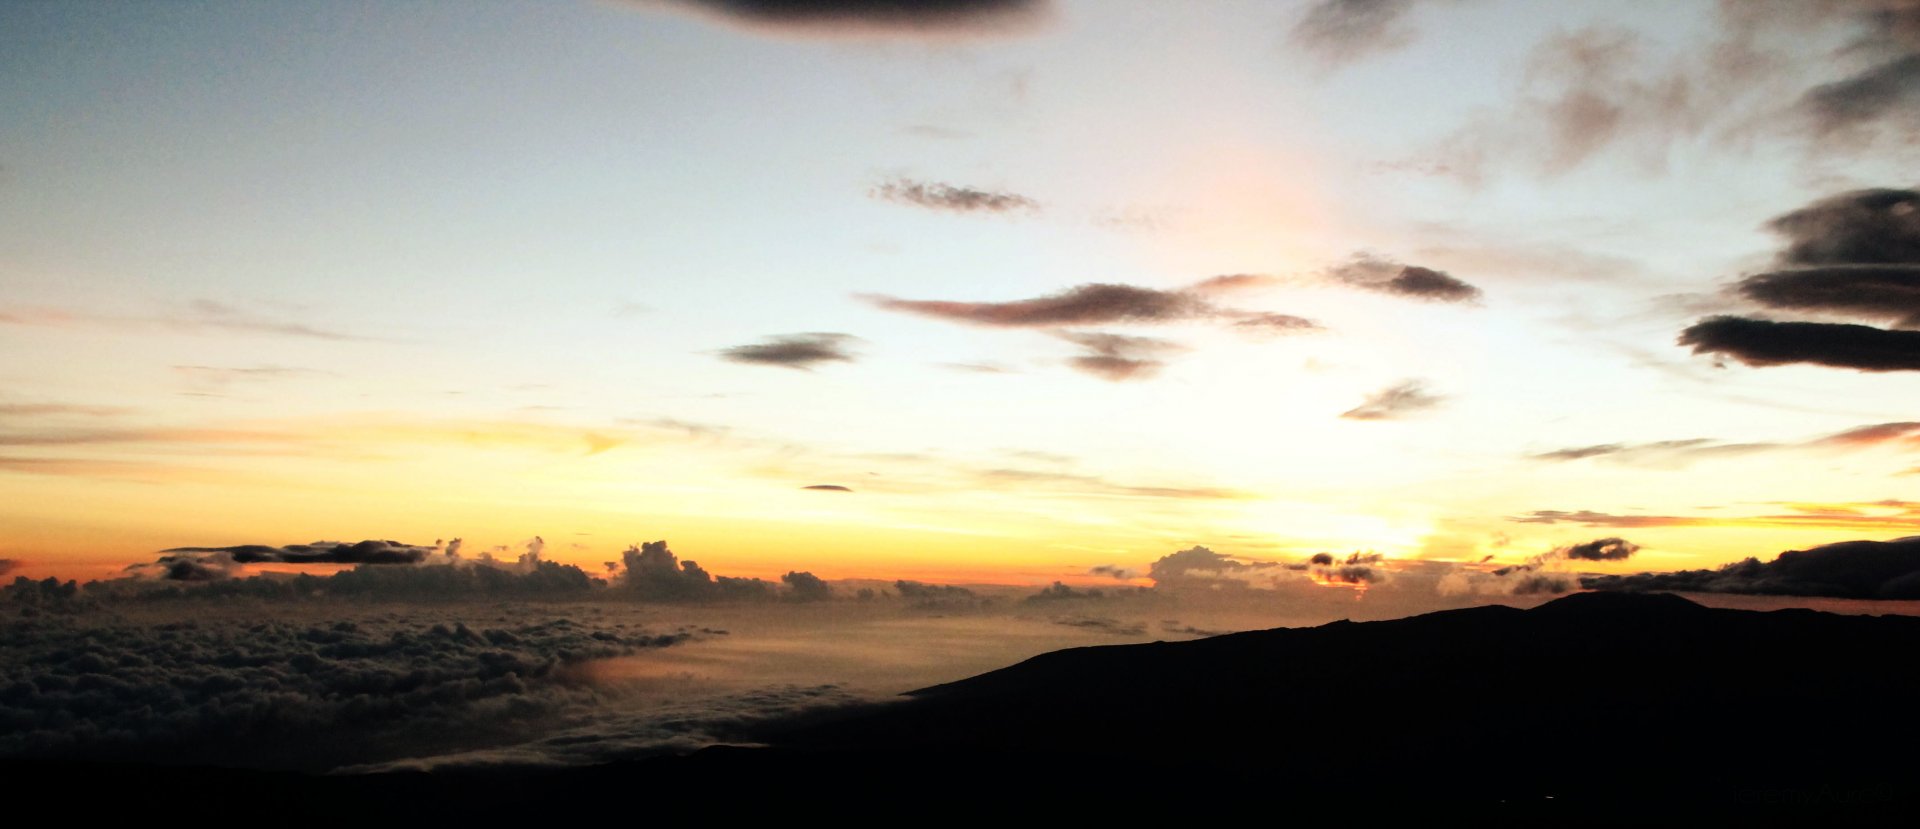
1306;569;1371;599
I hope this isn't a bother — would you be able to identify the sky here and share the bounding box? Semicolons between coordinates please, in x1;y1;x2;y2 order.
5;0;1920;586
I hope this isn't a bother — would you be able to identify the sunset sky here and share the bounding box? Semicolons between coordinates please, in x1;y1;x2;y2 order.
5;0;1919;585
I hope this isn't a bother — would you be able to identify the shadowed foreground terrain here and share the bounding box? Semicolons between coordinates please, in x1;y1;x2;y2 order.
12;592;1919;820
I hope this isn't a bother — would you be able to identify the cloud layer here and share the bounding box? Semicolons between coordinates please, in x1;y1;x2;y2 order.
1584;536;1920;599
1439;536;1640;596
612;541;831;602
0;607;694;769
1145;546;1389;592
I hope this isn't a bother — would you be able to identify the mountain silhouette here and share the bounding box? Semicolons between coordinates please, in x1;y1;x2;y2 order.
10;592;1918;820
740;592;1917;810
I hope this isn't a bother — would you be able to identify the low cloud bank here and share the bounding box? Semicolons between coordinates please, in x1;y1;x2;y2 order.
87;538;836;605
0;608;695;769
1439;537;1640;596
1584;536;1920;599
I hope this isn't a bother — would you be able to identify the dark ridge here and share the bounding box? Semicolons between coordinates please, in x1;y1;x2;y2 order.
8;593;1918;820
754;592;1920;812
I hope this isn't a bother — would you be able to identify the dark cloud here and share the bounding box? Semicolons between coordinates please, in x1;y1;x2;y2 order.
1584;535;1920;599
1766;188;1920;267
1055;331;1183;382
1327;254;1482;303
1442;536;1636;596
0;559;16;577
802;484;853;492
866;284;1217;328
1340;380;1443;421
615;541;777;601
622;541;721;598
1147;546;1257;584
1559;537;1640;561
866;282;1321;380
892;579;984;608
136;552;243;582
1308;552;1385;568
1808;4;1920;96
781;571;833;601
1802;51;1920;135
1;575;83;611
158;540;436;566
1087;564;1137;581
1313;564;1380;587
1733;266;1920;328
1678;315;1920;371
1147;546;1395;594
871;178;1038;214
106;549;605;600
1301;552;1387;589
124;543;445;584
718;333;858;370
1292;0;1425;64
1725;187;1920;330
1681;188;1920;371
644;0;1049;36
